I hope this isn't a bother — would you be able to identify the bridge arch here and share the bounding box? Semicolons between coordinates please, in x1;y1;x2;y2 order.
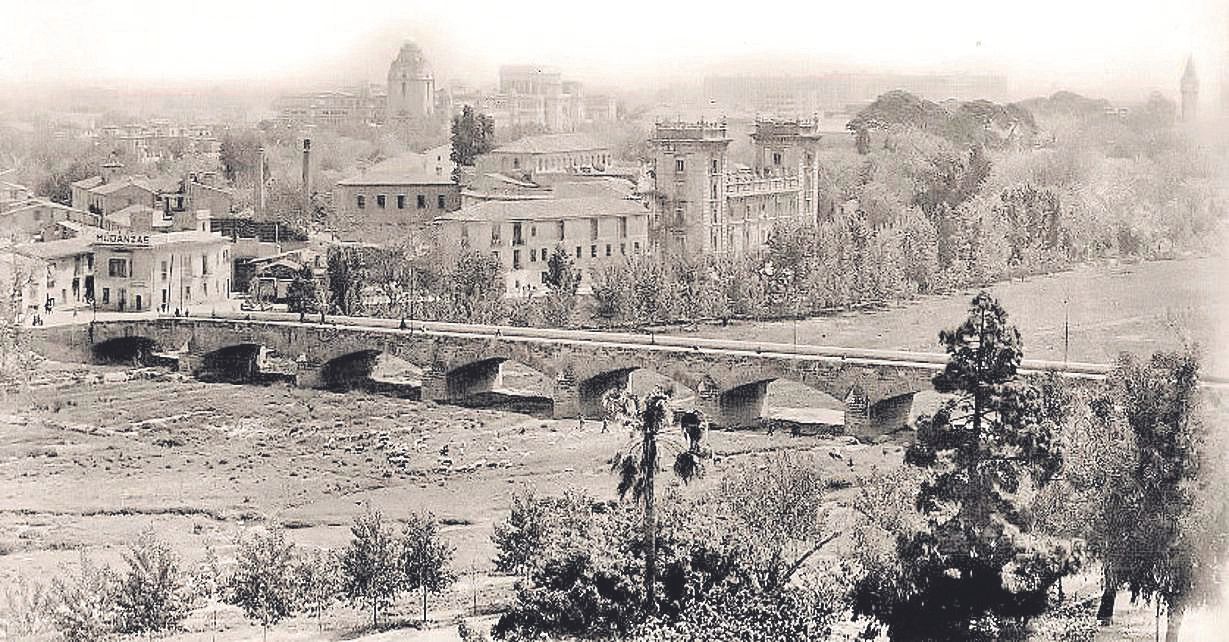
197;343;264;383
92;336;159;365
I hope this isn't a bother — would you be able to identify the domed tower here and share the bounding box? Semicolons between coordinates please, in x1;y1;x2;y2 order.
1180;55;1199;122
387;42;435;120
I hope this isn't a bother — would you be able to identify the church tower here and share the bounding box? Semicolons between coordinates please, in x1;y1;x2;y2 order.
387;42;435;121
1181;56;1199;122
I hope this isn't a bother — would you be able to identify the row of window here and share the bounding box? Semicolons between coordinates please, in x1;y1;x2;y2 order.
104;252;227;281
504;241;642;269
466;218;634;247
356;193;447;210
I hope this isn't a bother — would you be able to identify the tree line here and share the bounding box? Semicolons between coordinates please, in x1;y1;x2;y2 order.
3;509;455;641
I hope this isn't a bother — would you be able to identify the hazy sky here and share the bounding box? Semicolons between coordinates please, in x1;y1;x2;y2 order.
1;0;1225;101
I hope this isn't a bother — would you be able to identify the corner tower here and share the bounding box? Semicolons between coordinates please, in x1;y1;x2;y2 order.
387;41;435;120
647;119;732;257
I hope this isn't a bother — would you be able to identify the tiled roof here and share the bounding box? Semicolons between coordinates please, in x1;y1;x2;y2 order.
337;152;456;187
13;236;94;259
434;196;647;223
490;133;609;155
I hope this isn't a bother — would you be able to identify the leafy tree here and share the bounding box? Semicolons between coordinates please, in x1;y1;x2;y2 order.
50;553;119;642
116;528;190;638
191;543;225;639
852;292;1079;640
1033;383;1140;624
326;246;366;317
294;547;341;631
341;508;402;630
609;388;707;610
1113;351;1225;641
219;129;262;183
226;528;298;641
450;105;496;181
542;246;581;327
401;512;457;623
492;488;594;577
288;265;319;322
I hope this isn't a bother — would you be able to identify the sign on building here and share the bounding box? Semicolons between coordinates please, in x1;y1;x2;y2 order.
94;232;151;247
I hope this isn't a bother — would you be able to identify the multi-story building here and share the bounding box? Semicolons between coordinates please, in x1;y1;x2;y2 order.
475;133;613;176
90;229;233;313
646;118;822;258
332;148;460;241
432;196;650;295
70;162;176;217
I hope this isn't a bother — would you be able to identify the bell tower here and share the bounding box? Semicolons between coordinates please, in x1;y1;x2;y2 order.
387;41;435;121
1181;55;1199;123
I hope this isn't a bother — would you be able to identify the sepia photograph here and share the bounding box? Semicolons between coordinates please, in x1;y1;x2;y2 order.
1;1;1227;639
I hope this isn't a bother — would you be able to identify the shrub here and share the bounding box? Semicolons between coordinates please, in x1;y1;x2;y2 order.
50;552;120;642
115;528;190;636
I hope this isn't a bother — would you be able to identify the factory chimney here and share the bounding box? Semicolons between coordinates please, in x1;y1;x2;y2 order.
255;147;266;214
301;138;312;215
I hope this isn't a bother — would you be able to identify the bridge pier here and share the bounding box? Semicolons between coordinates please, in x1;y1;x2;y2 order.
295;363;325;389
844;392;916;441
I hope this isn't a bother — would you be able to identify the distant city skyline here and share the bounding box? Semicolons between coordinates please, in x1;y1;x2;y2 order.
1;0;1226;106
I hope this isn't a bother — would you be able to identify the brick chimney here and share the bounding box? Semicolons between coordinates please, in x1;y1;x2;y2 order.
301;138;312;211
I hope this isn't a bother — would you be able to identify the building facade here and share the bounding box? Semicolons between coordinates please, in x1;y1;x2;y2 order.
432;196;650;295
91;230;233;313
476;133;613;176
387;42;435;121
646;118;822;258
333;150;461;241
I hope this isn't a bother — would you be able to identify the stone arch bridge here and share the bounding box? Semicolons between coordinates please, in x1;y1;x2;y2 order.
34;316;1111;439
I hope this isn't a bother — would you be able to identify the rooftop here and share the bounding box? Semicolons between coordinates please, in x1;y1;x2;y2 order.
491;133;610;155
435;196;647;224
337;152;455;187
13;235;95;259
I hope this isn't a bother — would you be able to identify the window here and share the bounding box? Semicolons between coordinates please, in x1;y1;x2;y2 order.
356;194;366;209
633;241;641;253
530;248;537;262
491;250;500;261
203;281;208;296
160;261;168;280
491;225;502;244
107;258;128;278
590;245;597;258
513;249;522;269
557;221;566;240
541;271;549;284
417;194;426;209
773;152;782;166
101;288;110;304
86;255;94;271
711;183;718;199
605;243;612;257
675;158;685;172
201;254;210;276
397;194;406;209
512;223;524;246
376;194;386;209
590;219;598;240
620;242;626;255
530;225;537;238
575;246;582;258
437;194;446;209
711;158;719;173
619;216;627;238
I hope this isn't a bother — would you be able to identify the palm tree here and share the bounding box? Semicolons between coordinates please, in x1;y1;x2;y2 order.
608;387;707;611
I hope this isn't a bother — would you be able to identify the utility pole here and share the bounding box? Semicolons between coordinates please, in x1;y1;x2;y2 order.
1063;297;1070;364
